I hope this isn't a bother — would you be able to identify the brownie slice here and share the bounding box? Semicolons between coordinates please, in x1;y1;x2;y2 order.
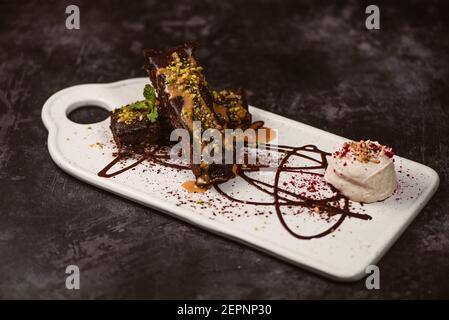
110;100;170;154
110;105;161;154
144;43;239;186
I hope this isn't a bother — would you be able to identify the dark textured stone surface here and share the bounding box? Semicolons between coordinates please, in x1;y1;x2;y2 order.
0;0;448;299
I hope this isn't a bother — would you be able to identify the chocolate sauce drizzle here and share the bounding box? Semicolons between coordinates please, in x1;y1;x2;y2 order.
98;146;189;178
98;143;372;240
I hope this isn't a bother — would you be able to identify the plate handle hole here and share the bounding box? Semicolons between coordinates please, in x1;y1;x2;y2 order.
67;105;110;124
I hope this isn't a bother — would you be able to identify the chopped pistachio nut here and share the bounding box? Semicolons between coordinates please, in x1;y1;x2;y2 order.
213;90;241;111
164;52;217;130
114;84;158;124
115;105;148;124
212;89;247;122
336;140;394;163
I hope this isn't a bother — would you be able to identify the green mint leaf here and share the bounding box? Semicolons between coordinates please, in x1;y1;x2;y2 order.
128;100;149;111
143;84;156;102
147;106;158;123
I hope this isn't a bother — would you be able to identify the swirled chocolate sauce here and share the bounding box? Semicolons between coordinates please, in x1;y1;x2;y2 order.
98;146;188;178
98;130;372;240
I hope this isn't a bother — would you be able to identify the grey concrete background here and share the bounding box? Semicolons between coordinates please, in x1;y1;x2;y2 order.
0;0;448;299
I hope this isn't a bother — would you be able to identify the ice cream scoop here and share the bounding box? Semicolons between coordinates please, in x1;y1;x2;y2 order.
324;140;397;203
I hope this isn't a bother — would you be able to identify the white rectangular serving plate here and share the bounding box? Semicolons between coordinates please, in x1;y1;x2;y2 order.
42;78;439;281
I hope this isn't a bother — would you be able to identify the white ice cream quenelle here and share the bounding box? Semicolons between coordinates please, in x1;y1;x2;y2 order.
324;140;397;203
